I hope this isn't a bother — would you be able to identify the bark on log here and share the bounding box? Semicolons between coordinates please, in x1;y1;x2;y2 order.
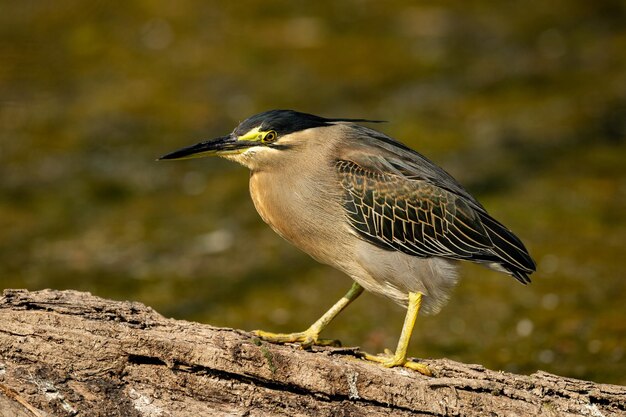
0;289;623;417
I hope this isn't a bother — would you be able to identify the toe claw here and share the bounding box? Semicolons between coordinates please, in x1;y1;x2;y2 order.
361;350;431;375
404;360;432;376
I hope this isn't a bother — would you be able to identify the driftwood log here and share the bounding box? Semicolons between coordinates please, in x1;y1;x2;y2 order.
0;289;624;416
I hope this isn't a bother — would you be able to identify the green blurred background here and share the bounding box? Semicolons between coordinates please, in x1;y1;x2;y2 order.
1;1;625;385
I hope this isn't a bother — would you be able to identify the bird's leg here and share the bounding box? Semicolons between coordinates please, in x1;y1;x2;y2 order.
253;282;364;348
362;291;431;376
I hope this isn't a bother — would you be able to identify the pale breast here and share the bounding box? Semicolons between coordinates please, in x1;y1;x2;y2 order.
248;168;351;267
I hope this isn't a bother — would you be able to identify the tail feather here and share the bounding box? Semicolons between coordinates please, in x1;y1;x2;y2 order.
479;213;536;284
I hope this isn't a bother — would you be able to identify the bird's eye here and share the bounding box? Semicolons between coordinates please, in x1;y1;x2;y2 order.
262;131;277;143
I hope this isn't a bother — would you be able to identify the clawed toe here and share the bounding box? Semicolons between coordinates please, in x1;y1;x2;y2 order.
361;351;431;376
252;329;341;348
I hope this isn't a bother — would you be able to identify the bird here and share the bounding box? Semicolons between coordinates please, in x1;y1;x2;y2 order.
159;109;536;375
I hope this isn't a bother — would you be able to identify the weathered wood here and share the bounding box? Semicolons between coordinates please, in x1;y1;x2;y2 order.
0;289;623;416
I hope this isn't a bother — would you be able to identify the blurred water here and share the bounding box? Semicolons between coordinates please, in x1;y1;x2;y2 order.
1;0;625;384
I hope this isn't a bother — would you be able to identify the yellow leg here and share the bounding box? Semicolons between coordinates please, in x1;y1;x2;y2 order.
363;292;431;376
253;282;364;348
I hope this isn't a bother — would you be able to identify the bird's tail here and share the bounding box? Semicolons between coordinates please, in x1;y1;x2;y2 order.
479;213;536;284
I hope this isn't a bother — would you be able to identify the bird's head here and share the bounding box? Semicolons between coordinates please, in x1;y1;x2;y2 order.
159;109;381;168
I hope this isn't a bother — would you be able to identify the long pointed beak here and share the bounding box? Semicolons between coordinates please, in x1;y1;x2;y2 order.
158;135;251;160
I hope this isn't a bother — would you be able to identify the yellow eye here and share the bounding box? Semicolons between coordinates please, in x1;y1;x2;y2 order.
262;131;277;143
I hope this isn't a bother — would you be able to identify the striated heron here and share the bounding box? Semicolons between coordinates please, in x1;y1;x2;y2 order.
160;109;536;375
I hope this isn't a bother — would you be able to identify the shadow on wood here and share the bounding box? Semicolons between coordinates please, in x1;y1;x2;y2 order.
0;289;624;416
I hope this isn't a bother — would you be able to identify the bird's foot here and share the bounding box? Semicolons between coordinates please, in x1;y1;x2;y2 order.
252;328;341;348
361;349;432;376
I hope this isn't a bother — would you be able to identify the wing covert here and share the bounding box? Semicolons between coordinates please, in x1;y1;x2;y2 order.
336;159;493;260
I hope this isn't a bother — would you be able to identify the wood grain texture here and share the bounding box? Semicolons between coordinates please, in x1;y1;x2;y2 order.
0;289;623;416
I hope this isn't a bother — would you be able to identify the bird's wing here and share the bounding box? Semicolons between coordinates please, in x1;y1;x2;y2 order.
340;125;488;210
335;134;535;283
